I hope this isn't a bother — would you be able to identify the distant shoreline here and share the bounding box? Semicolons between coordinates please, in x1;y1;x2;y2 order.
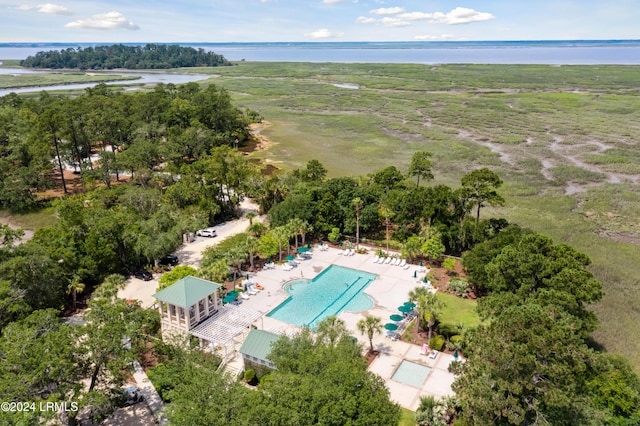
3;41;640;64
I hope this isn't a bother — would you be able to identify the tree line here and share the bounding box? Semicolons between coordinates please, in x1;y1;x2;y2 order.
20;44;230;70
0;82;260;212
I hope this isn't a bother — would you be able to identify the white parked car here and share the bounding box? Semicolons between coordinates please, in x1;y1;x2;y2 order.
196;228;217;237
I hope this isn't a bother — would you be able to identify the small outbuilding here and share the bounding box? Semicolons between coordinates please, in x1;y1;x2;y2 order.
239;329;281;374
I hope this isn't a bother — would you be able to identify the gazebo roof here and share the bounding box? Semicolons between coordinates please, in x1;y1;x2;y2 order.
239;329;281;362
190;304;263;346
153;276;221;308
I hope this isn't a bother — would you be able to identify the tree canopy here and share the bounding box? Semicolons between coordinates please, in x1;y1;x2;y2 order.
20;44;230;70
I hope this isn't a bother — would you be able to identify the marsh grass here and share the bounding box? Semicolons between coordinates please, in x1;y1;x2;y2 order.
213;62;640;370
0;72;138;89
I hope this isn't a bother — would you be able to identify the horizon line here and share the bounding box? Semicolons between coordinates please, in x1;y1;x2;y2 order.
2;39;640;45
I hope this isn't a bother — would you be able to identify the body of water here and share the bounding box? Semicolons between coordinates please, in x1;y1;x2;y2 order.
1;40;640;65
267;265;376;328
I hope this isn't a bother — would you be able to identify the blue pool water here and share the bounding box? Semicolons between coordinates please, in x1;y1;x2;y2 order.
267;265;377;328
391;360;431;388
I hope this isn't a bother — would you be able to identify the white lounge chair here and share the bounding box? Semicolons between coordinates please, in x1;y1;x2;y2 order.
247;287;258;295
384;257;392;264
240;292;250;300
392;257;400;266
348;249;355;256
403;262;410;270
399;259;407;268
282;264;293;271
373;256;380;263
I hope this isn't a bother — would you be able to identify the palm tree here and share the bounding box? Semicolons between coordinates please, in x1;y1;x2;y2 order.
225;245;247;286
245;211;257;225
199;259;229;284
288;218;308;249
408;286;430;332
316;315;348;347
67;275;86;310
247;221;267;238
272;226;289;262
401;235;423;263
352;197;363;250
418;292;445;342
409;286;445;341
357;315;383;354
243;235;260;271
95;273;127;299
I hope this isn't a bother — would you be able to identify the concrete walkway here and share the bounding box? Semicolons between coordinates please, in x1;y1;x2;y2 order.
238;245;457;410
132;360;168;424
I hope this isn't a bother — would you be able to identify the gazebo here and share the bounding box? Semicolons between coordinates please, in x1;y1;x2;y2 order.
153;276;222;335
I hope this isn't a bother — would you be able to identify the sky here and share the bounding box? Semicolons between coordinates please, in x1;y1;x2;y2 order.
0;0;638;43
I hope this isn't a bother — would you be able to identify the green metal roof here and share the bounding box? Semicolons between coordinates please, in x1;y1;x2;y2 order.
153;276;221;308
239;329;281;362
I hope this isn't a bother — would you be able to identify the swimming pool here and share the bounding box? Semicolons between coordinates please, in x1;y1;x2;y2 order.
391;360;431;388
267;265;377;328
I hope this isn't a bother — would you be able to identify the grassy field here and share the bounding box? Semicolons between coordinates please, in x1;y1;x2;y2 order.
436;293;481;336
0;72;138;89
398;407;415;426
206;62;640;371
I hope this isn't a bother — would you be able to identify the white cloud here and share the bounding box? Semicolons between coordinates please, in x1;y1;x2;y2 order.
414;34;455;40
420;7;495;25
370;7;404;15
356;16;377;24
65;11;139;30
322;0;350;3
304;28;342;39
396;12;431;21
382;17;410;27
37;3;72;15
16;3;72;15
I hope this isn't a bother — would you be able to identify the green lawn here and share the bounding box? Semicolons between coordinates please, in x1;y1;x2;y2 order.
399;407;415;426
0;207;57;229
436;293;481;336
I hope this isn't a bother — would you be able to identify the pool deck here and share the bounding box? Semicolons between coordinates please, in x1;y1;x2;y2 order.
239;245;457;411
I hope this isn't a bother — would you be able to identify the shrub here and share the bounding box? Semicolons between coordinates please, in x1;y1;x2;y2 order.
244;369;255;383
429;335;445;351
443;257;457;274
447;279;469;297
328;227;341;243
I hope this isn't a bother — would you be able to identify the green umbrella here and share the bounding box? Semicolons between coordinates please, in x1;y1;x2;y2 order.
413;270;417;278
222;291;238;303
398;305;411;313
423;276;429;283
385;323;398;330
390;314;403;322
404;302;416;309
285;255;295;261
419;260;423;266
297;247;309;253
